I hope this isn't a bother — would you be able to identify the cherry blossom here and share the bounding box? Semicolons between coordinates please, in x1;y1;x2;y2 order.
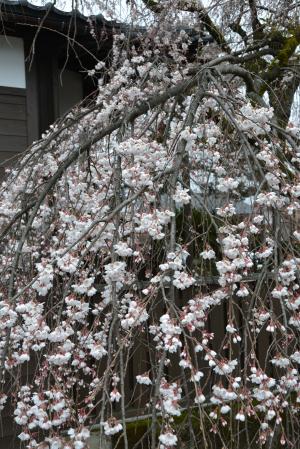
0;1;299;447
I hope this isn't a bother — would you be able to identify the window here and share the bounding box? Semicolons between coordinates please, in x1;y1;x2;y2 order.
0;36;26;88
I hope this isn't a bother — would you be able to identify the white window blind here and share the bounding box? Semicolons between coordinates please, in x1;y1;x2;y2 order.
0;36;26;88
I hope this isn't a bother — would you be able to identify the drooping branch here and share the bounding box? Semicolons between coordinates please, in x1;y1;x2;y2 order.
268;68;300;128
248;0;264;41
141;0;231;52
1;3;300;449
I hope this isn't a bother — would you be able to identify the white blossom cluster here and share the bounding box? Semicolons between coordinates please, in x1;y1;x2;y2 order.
0;8;299;448
159;379;182;416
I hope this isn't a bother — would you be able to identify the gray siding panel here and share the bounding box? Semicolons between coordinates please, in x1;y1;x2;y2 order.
0;103;26;120
0;119;27;136
0;135;27;151
0;87;27;179
0;87;25;96
0;88;28;448
0;150;23;164
0;94;25;105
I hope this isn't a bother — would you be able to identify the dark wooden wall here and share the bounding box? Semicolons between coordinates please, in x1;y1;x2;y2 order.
0;86;28;179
